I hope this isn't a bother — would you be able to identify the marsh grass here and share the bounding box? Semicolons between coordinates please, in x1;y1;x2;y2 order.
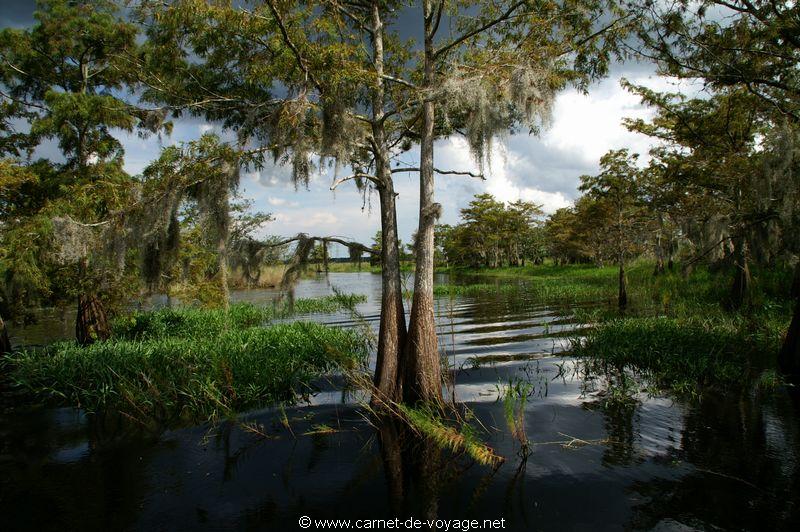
112;295;367;341
5;294;370;424
396;403;503;467
498;379;533;452
571;316;772;395
442;261;792;393
7;322;368;423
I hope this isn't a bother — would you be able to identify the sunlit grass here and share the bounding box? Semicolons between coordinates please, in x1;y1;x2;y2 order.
112;294;366;341
4;294;370;423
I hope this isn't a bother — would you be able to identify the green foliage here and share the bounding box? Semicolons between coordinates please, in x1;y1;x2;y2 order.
6;294;369;421
397;404;503;467
7;321;367;423
112;296;367;341
0;0;168;320
437;194;545;268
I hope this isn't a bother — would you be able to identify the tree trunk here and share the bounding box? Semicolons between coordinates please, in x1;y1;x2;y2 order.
0;315;11;355
778;262;800;379
374;184;408;403
370;1;407;405
404;0;442;405
217;181;231;310
618;258;628;311
76;293;110;346
653;214;666;276
653;237;665;276
730;235;751;310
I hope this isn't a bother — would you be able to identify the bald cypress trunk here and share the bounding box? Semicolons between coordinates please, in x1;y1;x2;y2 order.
374;183;407;403
404;0;442;405
370;1;407;404
76;293;110;346
730;235;751;310
74;258;110;346
618;258;628;311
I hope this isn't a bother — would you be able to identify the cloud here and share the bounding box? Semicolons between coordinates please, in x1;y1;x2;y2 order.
266;196;298;207
107;72;703;248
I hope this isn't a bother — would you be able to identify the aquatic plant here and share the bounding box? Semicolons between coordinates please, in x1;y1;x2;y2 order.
112;295;367;341
396;404;503;468
498;378;533;452
571;316;771;393
7;322;368;424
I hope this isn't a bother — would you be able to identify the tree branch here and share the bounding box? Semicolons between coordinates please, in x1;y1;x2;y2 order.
330;173;382;190
391;167;485;179
434;1;526;60
269;233;378;255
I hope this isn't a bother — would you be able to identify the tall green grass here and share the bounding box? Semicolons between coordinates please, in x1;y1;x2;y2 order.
571;316;775;394
7;323;367;423
4;294;370;423
113;295;366;341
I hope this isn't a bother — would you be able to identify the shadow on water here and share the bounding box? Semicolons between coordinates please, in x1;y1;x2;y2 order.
2;272;800;530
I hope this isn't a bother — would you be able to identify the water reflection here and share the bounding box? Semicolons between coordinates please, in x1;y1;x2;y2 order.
2;272;799;530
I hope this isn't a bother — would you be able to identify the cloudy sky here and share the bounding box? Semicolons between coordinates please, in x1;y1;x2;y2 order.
2;1;703;255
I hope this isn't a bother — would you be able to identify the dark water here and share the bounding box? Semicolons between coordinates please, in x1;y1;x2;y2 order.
2;272;799;531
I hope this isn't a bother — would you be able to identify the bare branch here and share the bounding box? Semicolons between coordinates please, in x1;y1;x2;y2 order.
434;1;526;60
263;0;323;91
391;167;485;180
380;74;417;90
268;233;378;255
330;173;382;190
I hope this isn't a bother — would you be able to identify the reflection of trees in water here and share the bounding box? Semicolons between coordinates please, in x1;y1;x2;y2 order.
626;389;800;530
378;418;443;519
1;411;152;530
578;361;642;467
377;417;480;520
599;401;639;467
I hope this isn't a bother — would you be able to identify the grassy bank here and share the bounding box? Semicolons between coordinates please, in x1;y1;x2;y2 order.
3;296;369;423
441;261;792;393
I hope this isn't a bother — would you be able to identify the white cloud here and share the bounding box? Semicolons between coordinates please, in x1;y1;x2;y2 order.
518;188;572;213
542;78;656;164
111;71;703;245
266;196;298;207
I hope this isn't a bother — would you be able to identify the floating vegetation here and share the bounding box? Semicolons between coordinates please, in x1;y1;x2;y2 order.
397;404;504;468
433;283;519;297
303;424;339;435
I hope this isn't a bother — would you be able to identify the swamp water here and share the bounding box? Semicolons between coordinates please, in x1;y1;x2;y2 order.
2;272;799;531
